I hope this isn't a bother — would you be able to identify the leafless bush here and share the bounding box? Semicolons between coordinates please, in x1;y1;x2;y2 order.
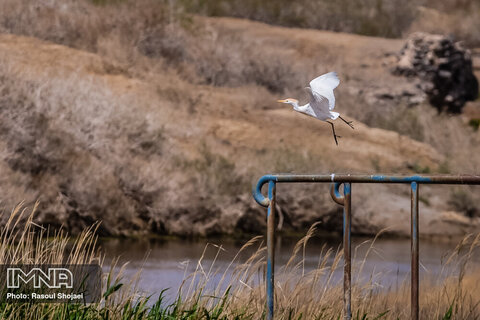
185;28;304;92
0;0;172;63
0;60;174;235
449;187;480;218
181;0;418;38
183;0;479;46
410;1;480;47
178;143;250;198
0;0;308;93
338;86;480;174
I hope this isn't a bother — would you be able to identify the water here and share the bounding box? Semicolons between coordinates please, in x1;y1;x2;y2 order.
100;236;480;304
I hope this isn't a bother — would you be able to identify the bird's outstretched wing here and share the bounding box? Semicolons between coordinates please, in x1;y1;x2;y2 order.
309;72;339;110
305;87;330;118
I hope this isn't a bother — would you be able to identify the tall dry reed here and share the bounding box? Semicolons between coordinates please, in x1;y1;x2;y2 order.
176;224;480;319
0;204;479;319
0;204;152;319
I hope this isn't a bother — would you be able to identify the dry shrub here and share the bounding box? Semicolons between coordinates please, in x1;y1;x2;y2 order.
0;0;182;78
0;0;408;95
0;0;171;53
0;55;260;235
181;0;418;38
449;187;480;218
409;1;480;47
178;143;250;197
0;61;173;235
0;0;310;93
184;27;305;92
181;0;480;46
339;88;480;174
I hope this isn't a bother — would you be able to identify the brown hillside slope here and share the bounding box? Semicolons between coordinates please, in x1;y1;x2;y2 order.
0;17;478;237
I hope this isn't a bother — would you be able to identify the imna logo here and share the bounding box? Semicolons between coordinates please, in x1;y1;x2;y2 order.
7;267;73;289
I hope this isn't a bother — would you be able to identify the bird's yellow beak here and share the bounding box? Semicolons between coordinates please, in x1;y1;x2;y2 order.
277;99;288;103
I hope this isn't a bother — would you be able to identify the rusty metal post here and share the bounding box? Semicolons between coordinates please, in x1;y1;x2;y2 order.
266;180;276;320
252;174;480;320
343;183;352;320
411;182;419;320
330;182;351;319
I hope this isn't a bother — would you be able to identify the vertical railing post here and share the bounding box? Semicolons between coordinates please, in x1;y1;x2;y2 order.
266;181;276;320
343;183;352;320
411;182;419;320
252;174;480;320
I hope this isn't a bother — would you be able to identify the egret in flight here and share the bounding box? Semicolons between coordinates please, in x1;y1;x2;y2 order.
277;72;353;145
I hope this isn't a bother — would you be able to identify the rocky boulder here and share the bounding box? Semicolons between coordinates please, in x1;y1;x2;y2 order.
393;32;478;113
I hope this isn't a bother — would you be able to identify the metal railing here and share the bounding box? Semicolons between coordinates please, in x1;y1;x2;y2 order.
252;174;480;320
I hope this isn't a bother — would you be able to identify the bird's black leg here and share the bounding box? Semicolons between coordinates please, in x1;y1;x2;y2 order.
326;121;340;146
339;115;354;129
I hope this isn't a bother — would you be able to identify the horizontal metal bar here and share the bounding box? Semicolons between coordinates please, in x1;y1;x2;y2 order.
253;174;480;207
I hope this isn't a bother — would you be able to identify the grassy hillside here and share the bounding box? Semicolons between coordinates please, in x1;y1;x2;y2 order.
181;0;480;45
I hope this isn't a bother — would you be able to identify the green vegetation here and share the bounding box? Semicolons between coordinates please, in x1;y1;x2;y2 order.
469;119;480;131
90;0;127;5
437;161;451;174
407;162;431;174
1;206;479;319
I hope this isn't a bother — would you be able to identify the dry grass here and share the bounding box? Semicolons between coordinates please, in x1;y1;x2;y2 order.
411;0;480;47
181;0;417;38
344;95;480;221
0;203;100;265
0;0;170;58
339;92;480;174
0;0;307;93
0;204;154;319
1;205;479;319
180;0;480;46
176;224;480;319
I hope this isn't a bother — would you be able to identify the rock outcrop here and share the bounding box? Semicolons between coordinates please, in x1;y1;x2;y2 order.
394;32;478;113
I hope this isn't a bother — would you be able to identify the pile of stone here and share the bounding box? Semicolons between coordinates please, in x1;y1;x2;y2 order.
393;32;478;113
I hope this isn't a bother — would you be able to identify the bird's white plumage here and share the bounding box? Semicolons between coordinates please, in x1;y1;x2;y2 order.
309;71;339;110
277;71;353;145
304;87;336;120
295;71;340;121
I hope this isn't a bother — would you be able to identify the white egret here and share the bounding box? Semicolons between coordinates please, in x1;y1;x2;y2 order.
277;72;353;145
